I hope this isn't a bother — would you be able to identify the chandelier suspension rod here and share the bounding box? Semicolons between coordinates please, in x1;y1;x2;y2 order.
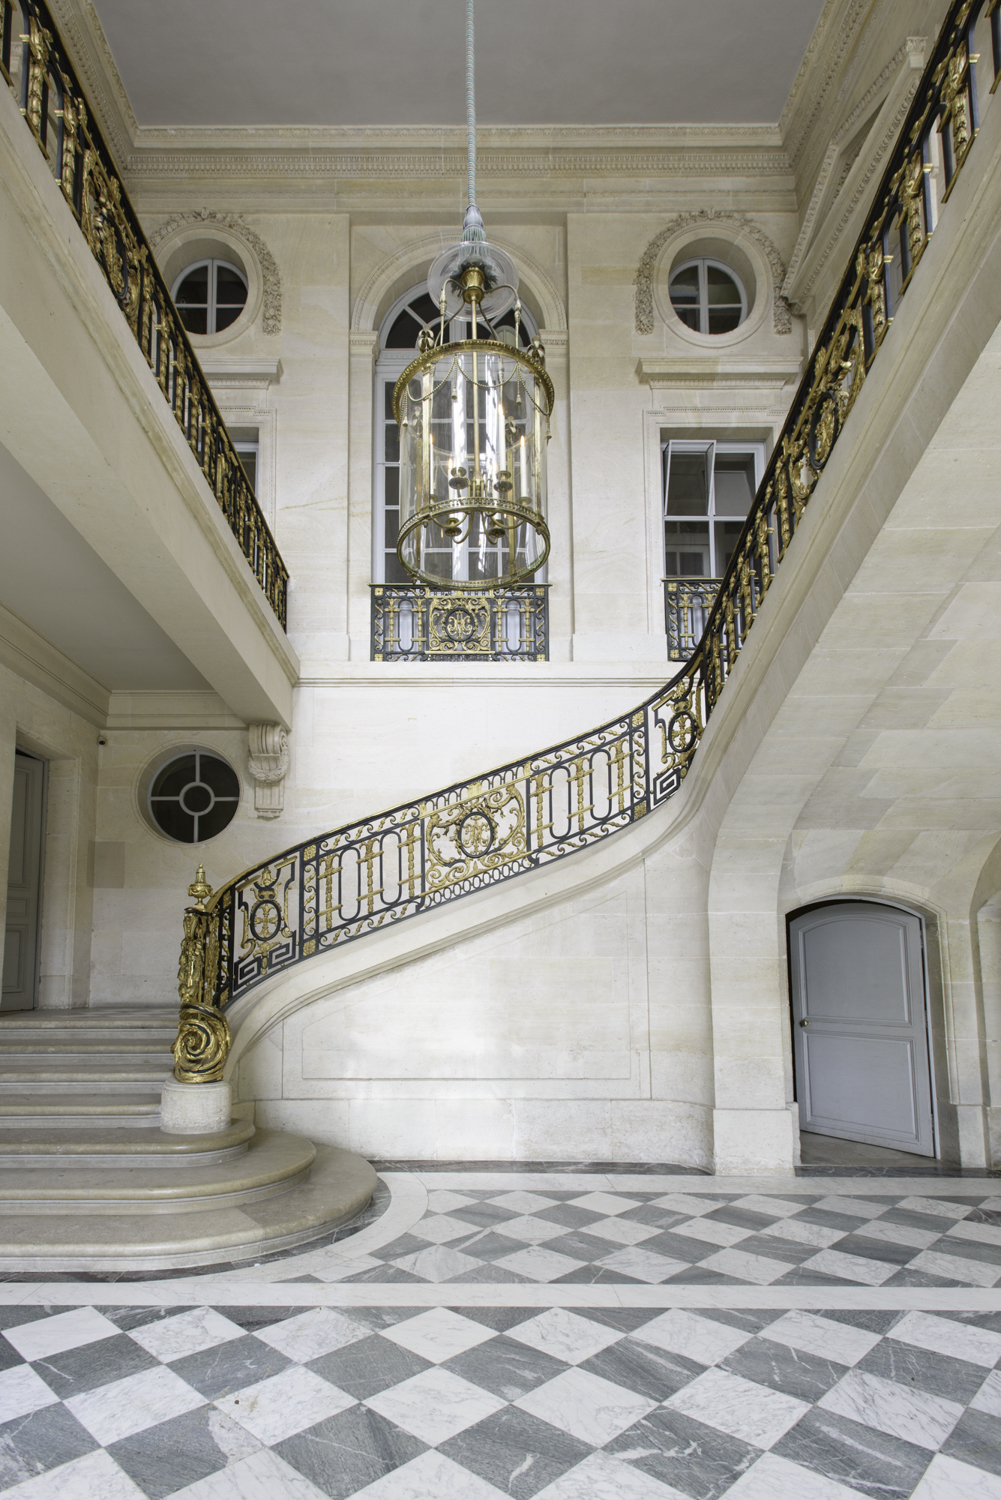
463;0;484;243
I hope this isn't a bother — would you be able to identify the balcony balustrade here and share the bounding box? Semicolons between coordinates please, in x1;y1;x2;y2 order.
371;584;548;663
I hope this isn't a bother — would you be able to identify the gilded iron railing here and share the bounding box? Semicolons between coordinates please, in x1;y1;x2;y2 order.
371;584;548;662
0;0;289;627
170;0;997;1081
665;579;722;662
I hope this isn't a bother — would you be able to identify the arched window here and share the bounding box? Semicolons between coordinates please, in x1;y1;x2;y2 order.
669;257;747;335
171;259;248;336
373;284;537;583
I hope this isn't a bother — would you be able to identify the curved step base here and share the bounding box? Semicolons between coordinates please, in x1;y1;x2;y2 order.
0;1144;377;1272
0;1112;256;1168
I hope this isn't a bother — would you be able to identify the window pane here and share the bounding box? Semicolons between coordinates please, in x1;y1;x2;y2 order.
669;266;699;301
384;552;408;583
386;312;421;348
706;266;741;304
410;293;440;324
715;519;745;576
384;422;399;463
665;520;710;576
151;755;197;800
215;265;247;305
713;454;756;516
179;307;208;335
236;450;257;491
215;304;242;330
175;267;208;305
666;452;710;515
384;384;396;419
707;307;742;334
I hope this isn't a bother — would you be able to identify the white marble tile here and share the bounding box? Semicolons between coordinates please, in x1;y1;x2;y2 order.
128;1308;245;1362
390;1245;482;1282
731;1196;805;1219
972;1368;1001;1418
811;1197;889;1220
891;1311;1001;1366
896;1197;972;1221
167;1445;330;1499
700;1248;792;1284
383;1308;495;1362
759;1218;844;1249
595;1247;688;1282
853;1222;941;1252
819;1368;963;1450
310;1255;385;1282
4;1307;119;1361
0;1448;147;1500
487;1192;558;1213
494;1246;585;1281
585;1216;661;1246
671;1217;752;1248
515;1366;656;1445
908;1452;1001;1500
632;1309;752;1366
722;1451;864;1500
65;1364;205;1445
425;1191;478;1214
491;1215;565;1245
407;1214;479;1245
351;1448;508;1498
798;1248;897;1285
216;1365;355;1444
568;1192;641;1215
363;1365;505;1445
532;1449;690;1499
948;1219;1001;1248
666;1367;808;1448
761;1311;882;1366
648;1193;725;1216
0;1362;59;1421
252;1307;372;1361
909;1249;1001;1286
507;1309;621;1364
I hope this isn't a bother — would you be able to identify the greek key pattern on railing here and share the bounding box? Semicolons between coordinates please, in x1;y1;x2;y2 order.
371;584;548;662
166;0;996;1071
665;579;722;662
0;0;289;627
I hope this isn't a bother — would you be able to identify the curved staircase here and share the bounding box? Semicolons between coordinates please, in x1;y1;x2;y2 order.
0;1009;375;1272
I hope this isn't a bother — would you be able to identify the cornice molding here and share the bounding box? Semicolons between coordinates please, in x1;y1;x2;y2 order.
47;0;136;168
781;0;896;169
635;212;792;336
147;210;283;334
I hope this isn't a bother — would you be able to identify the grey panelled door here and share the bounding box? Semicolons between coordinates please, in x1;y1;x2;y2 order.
2;752;45;1013
789;902;935;1156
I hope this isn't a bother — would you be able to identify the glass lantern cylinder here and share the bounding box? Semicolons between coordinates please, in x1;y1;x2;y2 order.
394;338;553;589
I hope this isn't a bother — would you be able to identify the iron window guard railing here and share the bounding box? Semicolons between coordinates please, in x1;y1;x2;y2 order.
371;584;548;662
0;0;289;628
166;0;997;1082
665;579;723;662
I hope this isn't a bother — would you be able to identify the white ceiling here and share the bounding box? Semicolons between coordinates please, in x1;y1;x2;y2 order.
91;0;827;128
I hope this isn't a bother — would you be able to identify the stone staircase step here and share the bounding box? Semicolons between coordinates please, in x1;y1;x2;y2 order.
0;1144;376;1271
0;1065;168;1085
0;1009;177;1030
0;1111;255;1167
0;1093;162;1124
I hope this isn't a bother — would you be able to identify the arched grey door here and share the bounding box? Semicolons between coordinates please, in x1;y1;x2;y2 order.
789;902;935;1156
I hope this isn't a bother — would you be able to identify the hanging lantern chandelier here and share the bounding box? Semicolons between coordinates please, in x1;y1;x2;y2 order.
394;0;553;590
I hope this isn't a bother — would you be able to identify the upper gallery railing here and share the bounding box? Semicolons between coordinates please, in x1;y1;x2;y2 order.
0;0;289;627
665;579;722;662
371;584;549;662
169;0;996;1082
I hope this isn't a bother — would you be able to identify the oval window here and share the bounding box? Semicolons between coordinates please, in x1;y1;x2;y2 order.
147;751;240;843
669;257;747;335
171;259;248;336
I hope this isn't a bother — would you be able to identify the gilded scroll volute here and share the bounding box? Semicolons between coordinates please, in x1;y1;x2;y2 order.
172;864;231;1084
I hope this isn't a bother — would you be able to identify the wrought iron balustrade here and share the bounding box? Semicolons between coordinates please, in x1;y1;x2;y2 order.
665;579;722;662
371;584;548;662
168;0;998;1081
0;0;289;628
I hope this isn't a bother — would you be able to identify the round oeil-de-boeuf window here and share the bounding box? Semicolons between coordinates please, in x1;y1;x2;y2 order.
147;750;240;843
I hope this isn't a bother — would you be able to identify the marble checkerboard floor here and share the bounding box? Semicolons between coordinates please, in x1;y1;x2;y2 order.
1;1168;1001;1498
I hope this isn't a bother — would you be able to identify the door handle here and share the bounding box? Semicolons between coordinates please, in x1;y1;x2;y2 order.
799;1019;809;1028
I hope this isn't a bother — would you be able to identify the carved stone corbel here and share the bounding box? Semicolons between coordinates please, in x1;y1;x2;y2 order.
247;724;290;820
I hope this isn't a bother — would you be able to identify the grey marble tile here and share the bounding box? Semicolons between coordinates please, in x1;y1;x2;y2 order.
346;1309;425;1334
701;1206;780;1231
707;1311;784;1334
107;1402;258;1500
819;1310;903;1334
449;1203;524;1228
721;1336;848;1402
574;1308;672;1335
275;1405;426;1499
451;1263;534;1284
532;1204;606;1230
31;1331;158;1398
213;1306;311;1333
95;1306;195;1334
0;1401;98;1489
443;1333;569;1400
579;1335;703;1400
614;1204;692;1229
0;1306;64;1332
661;1265;742;1285
732;1234;818;1265
307;1334;431;1399
858;1336;987;1405
793;1209;869;1233
772;1407;931;1497
539;1230;628;1262
447;1228;524;1260
367;1233;433;1260
932;1235;1001;1268
340;1264;427;1284
770;1266;861;1287
170;1332;291;1400
0;1339;24;1372
458;1307;542;1332
439;1405;593;1499
636;1229;721;1261
833;1235;916;1267
550;1264;647;1285
941;1408;1001;1477
605;1407;759;1497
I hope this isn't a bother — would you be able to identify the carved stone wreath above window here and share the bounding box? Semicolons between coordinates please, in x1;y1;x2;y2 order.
149;209;282;336
635;211;792;337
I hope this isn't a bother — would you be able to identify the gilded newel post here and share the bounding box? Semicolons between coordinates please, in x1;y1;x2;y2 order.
172;864;231;1084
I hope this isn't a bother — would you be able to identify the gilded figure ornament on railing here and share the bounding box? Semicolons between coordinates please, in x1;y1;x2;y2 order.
172;866;231;1084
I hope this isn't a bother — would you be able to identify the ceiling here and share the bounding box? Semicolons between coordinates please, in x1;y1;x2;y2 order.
91;0;827;129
